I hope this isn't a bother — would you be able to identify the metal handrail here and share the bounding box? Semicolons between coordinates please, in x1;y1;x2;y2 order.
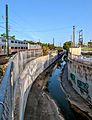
68;54;92;69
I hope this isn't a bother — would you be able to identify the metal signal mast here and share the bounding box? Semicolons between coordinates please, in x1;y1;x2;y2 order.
78;30;83;46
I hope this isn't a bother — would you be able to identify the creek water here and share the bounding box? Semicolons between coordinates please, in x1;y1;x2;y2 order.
47;60;88;120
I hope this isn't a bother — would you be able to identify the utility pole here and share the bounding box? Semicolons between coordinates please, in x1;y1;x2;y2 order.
72;26;75;47
39;39;40;43
6;3;9;56
60;42;61;47
78;30;83;46
53;38;54;46
70;35;72;47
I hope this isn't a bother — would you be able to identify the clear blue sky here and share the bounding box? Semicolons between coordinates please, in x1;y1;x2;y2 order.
0;0;92;46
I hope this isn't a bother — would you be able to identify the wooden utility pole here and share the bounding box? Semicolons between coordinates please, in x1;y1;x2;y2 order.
6;3;9;56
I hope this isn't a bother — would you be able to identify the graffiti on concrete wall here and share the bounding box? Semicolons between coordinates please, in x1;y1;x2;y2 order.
70;73;89;94
77;80;89;94
70;73;76;84
69;62;92;105
86;95;91;104
70;73;92;104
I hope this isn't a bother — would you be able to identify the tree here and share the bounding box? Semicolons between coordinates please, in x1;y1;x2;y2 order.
63;41;72;51
88;40;92;47
48;43;55;50
10;35;15;39
55;46;63;52
28;40;35;44
1;33;6;37
41;43;49;55
0;33;15;39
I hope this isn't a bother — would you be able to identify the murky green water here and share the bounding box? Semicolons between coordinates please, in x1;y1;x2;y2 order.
47;61;89;120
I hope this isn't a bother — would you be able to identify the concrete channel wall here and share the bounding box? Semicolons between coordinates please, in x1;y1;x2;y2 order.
0;50;42;120
68;57;92;105
14;54;59;120
0;50;63;120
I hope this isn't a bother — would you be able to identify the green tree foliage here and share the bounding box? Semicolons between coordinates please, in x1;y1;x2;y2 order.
55;46;63;53
42;46;49;55
41;43;49;55
10;35;15;39
1;33;6;37
28;40;36;44
27;40;42;45
88;40;92;47
48;43;55;50
0;33;15;39
63;41;71;51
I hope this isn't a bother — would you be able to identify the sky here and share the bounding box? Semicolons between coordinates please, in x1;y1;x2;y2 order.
0;0;92;46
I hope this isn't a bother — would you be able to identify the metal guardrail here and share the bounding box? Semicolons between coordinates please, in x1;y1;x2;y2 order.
68;52;81;59
0;62;13;120
68;52;92;68
68;52;92;59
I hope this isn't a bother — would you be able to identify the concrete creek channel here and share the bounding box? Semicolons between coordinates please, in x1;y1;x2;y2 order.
24;58;91;120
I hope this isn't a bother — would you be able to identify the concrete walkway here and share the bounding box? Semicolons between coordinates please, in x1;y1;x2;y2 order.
61;64;92;119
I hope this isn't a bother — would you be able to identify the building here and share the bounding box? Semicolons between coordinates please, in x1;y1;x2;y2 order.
28;43;43;56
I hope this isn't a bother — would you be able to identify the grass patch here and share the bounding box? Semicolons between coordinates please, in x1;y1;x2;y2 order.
82;47;92;51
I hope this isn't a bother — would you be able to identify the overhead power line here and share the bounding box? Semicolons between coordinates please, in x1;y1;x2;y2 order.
0;22;5;23
0;25;6;29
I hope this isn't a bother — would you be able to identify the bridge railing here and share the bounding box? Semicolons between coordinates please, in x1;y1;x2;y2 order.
68;52;92;66
0;62;13;120
68;52;81;59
